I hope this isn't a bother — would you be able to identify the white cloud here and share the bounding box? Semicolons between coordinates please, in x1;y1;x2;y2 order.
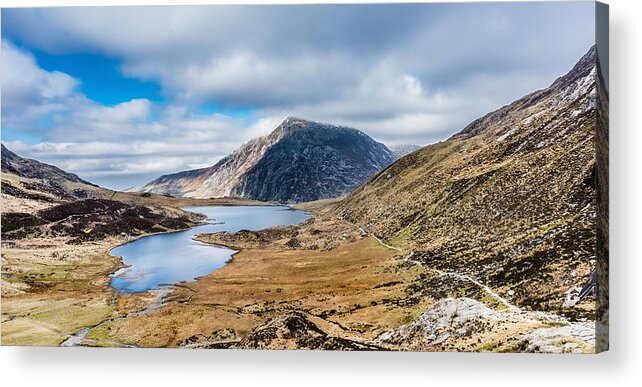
3;4;594;111
3;103;277;189
1;3;595;189
46;99;154;141
402;75;423;96
1;40;80;127
82;99;151;123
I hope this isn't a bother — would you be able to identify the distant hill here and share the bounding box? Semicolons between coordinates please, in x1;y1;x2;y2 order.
1;144;111;212
388;144;421;159
138;117;397;203
1;145;199;241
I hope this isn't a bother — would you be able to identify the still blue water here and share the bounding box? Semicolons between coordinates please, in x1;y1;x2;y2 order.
109;205;310;293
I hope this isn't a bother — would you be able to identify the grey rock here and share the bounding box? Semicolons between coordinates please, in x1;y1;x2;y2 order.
376;297;497;348
518;322;595;353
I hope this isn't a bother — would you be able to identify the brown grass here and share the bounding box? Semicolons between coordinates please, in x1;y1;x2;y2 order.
92;228;432;347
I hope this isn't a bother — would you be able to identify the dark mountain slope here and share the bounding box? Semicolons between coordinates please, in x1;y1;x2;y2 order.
1;146;201;241
139;118;396;203
1;198;196;245
231;118;396;202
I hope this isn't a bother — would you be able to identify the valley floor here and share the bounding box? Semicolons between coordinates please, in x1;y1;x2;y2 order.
1;236;156;346
0;194;274;346
1;199;596;352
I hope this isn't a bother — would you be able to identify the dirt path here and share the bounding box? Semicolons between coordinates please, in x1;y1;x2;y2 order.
343;219;520;312
429;265;521;311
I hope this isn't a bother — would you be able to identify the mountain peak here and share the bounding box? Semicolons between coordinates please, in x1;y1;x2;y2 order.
139;119;397;203
282;116;308;125
278;116;322;131
277;117;364;137
279;116;350;130
456;45;597;139
551;44;596;88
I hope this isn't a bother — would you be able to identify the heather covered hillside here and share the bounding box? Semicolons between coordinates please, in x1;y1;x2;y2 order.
336;46;602;317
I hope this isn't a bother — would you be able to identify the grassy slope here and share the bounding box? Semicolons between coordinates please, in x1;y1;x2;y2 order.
334;49;599;317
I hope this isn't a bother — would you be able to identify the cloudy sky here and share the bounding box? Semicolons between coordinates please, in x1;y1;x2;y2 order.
1;2;594;189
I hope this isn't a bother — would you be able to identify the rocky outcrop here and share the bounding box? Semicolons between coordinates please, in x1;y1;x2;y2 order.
517;322;595;354
378;298;497;349
375;297;595;353
138;117;396;203
233;311;383;350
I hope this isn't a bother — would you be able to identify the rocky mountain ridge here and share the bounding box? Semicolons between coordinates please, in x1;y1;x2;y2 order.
1;144;111;212
138;117;397;203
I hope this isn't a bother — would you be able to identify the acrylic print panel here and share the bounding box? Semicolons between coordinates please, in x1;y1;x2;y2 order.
0;1;608;352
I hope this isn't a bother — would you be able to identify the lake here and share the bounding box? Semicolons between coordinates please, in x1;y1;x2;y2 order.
109;205;310;293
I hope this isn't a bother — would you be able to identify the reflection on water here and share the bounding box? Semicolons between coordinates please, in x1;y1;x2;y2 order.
109;205;310;293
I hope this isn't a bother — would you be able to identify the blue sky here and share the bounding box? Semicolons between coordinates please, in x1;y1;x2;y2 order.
32;49;162;105
1;2;595;189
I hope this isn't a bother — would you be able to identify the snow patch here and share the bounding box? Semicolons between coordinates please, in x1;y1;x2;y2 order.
496;128;516;142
